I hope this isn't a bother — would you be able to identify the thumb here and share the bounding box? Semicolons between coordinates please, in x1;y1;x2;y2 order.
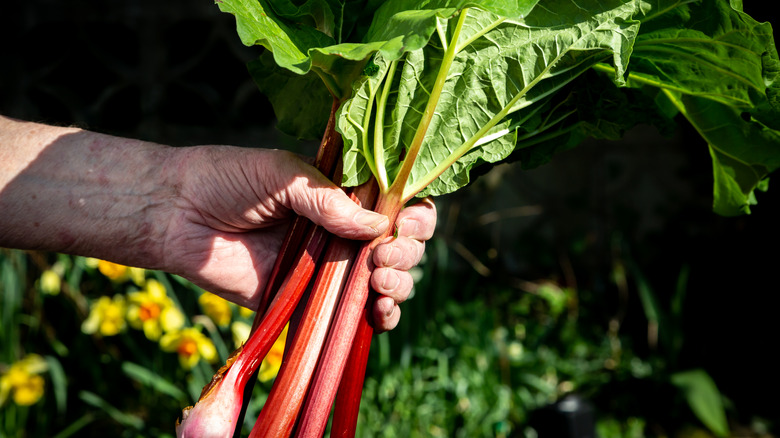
283;165;389;240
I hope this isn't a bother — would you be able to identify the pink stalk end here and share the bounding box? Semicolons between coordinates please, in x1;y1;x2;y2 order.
176;351;249;438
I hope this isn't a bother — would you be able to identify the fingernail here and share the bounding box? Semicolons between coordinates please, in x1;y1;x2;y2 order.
385;302;395;318
356;211;389;233
397;218;420;239
382;244;402;268
382;271;400;292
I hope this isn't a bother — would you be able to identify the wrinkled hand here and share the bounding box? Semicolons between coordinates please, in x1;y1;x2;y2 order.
162;146;436;332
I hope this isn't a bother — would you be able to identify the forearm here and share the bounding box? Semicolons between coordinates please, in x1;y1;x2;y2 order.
0;115;177;269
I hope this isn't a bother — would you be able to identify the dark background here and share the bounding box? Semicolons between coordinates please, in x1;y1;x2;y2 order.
2;0;778;433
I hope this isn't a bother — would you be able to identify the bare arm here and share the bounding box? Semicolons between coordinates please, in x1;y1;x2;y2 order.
0;115;436;331
0;115;176;267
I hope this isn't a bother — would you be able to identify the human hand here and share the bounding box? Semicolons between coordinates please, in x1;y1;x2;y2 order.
161;146;436;332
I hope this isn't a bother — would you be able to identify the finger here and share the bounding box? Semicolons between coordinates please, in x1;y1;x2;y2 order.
370;268;413;303
373;236;425;271
396;197;437;241
282;162;389;240
372;296;401;333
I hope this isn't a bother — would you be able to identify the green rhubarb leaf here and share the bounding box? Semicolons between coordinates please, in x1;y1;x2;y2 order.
222;0;541;100
625;0;776;110
248;52;332;139
362;0;540;59
666;91;780;216
339;0;646;197
216;0;335;74
263;0;370;43
413;0;643;197
227;0;780;217
612;0;780;215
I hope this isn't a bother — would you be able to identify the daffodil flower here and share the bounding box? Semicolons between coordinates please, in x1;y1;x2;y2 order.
230;321;251;350
93;259;146;286
38;269;62;295
160;327;218;370
97;259;128;281
81;295;127;336
127;279;184;341
198;292;233;327
230;322;287;382
238;305;254;319
0;354;48;406
258;324;288;382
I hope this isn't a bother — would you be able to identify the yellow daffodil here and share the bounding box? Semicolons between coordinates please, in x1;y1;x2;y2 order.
84;257;100;269
38;269;62;295
198;292;233;327
160;328;217;370
127;267;146;286
97;259;128;281
0;354;48;406
230;321;288;381
81;295;127;336
238;305;255;319
94;259;146;286
230;321;251;349
258;324;288;382
127;279;184;341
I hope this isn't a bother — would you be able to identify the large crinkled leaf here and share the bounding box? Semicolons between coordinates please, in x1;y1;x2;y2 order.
667;91;780;216
626;0;776;109
247;52;333;140
223;0;780;216
216;0;336;74
413;0;643;197
338;0;645;197
610;0;780;214
220;0;541;98
514;71;676;169
362;0;540;53
451;0;780;213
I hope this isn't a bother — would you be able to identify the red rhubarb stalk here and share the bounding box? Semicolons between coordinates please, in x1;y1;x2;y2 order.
329;299;375;437
293;194;402;437
249;181;379;437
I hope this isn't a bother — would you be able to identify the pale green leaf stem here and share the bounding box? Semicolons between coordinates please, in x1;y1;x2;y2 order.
388;8;471;199
374;60;400;191
475;99;563;148
359;79;379;183
512;109;578;145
